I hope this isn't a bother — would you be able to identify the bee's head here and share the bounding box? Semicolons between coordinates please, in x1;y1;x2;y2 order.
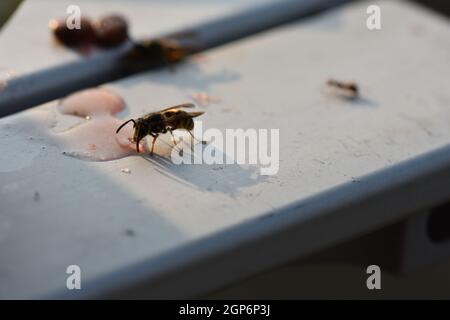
133;118;148;142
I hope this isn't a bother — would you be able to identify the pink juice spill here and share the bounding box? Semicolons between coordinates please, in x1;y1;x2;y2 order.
58;88;125;117
56;88;145;161
190;92;221;107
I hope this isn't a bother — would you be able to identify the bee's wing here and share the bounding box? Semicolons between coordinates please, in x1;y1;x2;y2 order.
159;103;195;113
186;111;204;118
165;110;204;120
163;110;204;128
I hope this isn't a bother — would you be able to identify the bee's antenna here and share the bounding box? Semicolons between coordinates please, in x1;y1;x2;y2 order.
116;119;136;134
188;130;204;144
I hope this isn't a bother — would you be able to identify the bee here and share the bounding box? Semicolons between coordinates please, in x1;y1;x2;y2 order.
116;103;204;154
326;79;359;99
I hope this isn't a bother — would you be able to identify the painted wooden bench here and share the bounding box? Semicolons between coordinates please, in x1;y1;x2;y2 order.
0;0;449;298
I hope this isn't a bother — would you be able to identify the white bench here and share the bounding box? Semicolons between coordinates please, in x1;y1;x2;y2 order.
0;0;449;298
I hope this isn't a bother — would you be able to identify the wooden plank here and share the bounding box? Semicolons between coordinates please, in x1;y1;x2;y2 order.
0;0;353;116
0;0;273;74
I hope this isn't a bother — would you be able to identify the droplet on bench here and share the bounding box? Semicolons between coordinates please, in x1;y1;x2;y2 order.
59;87;125;117
56;88;140;161
190;92;221;107
0;68;14;92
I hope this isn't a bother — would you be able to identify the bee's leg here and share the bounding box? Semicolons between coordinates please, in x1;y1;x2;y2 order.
188;130;205;144
150;134;159;155
168;129;177;146
136;138;141;153
188;130;195;152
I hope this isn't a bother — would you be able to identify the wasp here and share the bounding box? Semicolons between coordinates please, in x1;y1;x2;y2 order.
116;103;204;154
326;79;359;99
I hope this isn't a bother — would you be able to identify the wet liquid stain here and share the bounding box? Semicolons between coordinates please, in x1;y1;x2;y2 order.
56;88;145;161
189;92;221;107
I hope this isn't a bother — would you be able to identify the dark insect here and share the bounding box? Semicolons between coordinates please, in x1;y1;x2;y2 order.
125;37;189;70
94;15;129;47
50;14;129;49
49;17;95;47
327;79;359;99
116;103;204;154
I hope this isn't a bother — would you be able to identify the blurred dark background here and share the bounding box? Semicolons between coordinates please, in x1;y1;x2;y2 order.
413;0;450;17
1;1;449;29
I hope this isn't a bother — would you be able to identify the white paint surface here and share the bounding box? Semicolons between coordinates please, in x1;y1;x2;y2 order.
0;0;450;298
